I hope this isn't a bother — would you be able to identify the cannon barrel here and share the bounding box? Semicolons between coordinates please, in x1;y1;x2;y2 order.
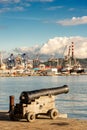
20;85;69;104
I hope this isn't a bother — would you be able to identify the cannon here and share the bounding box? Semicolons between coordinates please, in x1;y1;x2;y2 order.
9;85;69;122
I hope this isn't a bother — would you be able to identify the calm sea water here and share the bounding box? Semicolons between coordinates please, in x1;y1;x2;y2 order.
0;75;87;119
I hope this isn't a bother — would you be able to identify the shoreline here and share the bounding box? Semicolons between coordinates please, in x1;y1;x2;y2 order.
0;72;87;77
0;111;87;130
0;68;87;77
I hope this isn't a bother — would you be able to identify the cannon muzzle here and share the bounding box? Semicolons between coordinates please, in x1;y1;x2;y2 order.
20;85;69;104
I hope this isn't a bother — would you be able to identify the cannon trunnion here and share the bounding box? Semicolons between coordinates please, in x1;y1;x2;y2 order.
9;85;69;122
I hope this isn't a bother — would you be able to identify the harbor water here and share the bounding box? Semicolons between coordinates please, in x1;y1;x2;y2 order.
0;75;87;119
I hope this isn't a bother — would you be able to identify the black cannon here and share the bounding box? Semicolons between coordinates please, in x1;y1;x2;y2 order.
9;85;69;122
20;85;69;104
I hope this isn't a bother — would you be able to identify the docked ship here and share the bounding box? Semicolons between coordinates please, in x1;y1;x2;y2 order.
61;42;84;74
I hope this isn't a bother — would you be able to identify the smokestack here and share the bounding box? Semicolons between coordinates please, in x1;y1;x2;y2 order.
72;42;74;59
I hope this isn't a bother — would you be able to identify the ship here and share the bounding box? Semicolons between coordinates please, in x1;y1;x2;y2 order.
61;42;84;74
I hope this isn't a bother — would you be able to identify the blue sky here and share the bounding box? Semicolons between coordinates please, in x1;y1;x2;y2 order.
0;0;87;54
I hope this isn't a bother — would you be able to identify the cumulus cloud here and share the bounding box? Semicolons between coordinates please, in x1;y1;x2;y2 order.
20;45;40;52
39;36;87;58
13;45;40;55
2;36;87;59
57;16;87;26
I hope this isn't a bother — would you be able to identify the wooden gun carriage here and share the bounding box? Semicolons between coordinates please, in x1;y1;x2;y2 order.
9;85;69;122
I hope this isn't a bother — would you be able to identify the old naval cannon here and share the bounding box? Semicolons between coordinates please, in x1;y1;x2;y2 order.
9;85;69;122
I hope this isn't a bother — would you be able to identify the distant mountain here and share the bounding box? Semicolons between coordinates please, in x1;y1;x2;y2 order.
78;58;87;67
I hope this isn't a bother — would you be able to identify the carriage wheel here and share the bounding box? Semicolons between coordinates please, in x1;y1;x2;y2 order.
49;108;58;120
26;112;35;122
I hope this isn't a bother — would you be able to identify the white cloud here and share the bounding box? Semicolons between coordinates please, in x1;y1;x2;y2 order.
20;45;40;52
46;6;63;10
68;8;75;11
0;0;53;3
27;0;53;2
0;7;10;13
57;16;87;26
0;0;53;13
2;36;87;59
0;0;20;4
13;6;24;11
39;36;87;58
0;0;25;13
0;6;24;13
